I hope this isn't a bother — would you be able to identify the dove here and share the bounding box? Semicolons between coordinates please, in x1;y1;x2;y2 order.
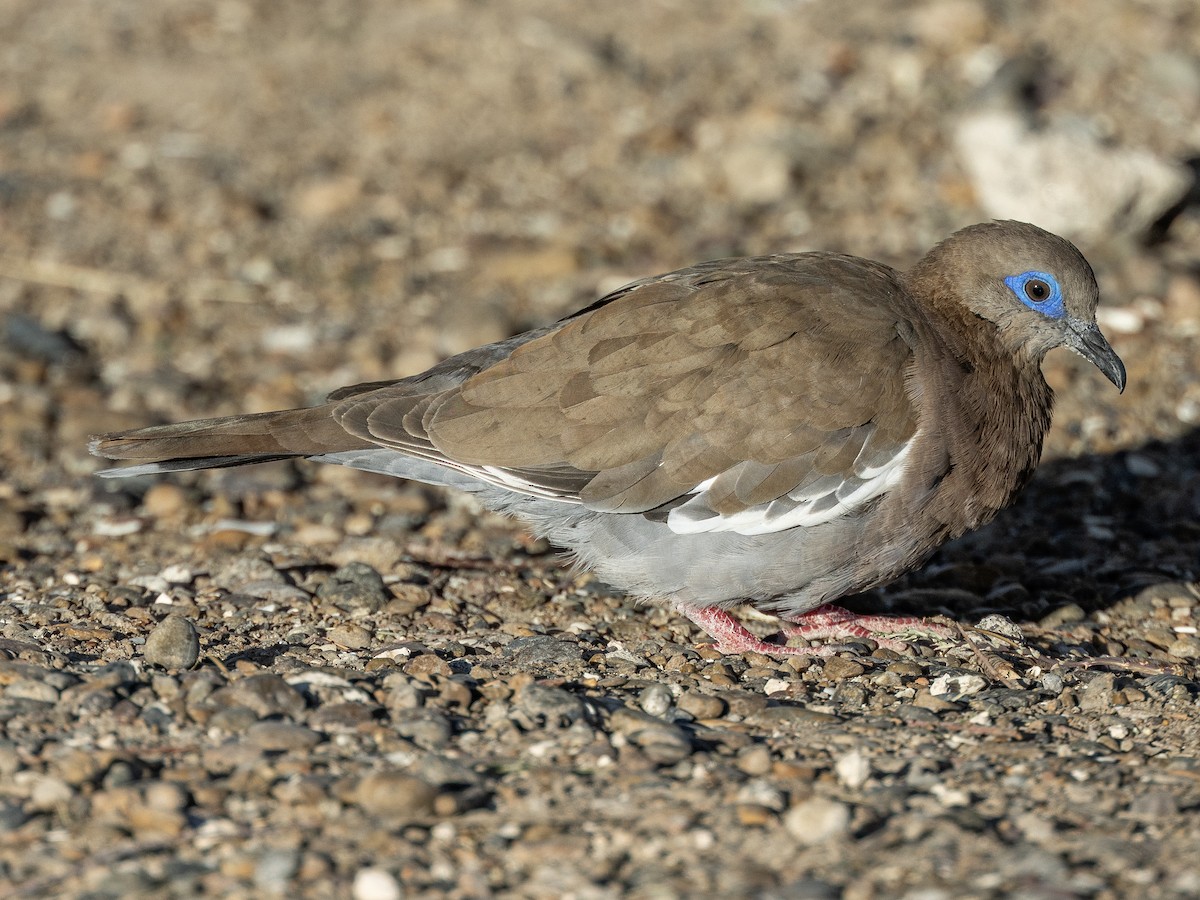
91;221;1125;656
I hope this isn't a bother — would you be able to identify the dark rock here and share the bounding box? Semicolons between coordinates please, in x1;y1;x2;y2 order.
316;563;389;613
504;635;583;668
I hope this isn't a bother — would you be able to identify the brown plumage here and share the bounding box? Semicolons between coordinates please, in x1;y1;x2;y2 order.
92;221;1125;657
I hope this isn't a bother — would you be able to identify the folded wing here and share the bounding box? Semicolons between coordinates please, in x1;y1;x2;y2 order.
330;254;920;534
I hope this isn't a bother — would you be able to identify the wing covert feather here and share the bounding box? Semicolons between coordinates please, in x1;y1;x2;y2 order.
334;254;920;526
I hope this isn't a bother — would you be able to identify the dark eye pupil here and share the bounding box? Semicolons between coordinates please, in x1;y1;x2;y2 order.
1025;280;1049;302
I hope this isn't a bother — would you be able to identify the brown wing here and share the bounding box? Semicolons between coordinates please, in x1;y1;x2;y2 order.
333;254;920;520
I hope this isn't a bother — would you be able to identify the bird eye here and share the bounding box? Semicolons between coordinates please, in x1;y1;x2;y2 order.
1024;279;1050;302
1004;270;1065;319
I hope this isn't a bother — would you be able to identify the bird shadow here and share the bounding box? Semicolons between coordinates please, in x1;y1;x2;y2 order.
865;426;1200;628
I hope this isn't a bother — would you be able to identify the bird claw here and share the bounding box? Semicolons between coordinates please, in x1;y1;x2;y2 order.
681;602;946;659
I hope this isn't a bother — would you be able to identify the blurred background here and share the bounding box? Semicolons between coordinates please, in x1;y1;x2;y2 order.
1;0;1197;489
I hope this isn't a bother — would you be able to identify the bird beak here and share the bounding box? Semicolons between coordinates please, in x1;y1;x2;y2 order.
1065;322;1126;393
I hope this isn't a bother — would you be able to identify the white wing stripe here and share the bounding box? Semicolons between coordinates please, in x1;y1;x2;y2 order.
666;438;913;536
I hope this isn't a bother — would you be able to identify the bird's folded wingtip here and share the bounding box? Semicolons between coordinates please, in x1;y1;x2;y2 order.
93;463;161;479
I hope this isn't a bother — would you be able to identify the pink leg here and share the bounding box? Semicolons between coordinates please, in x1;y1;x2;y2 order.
780;603;953;652
679;605;845;658
679;603;954;658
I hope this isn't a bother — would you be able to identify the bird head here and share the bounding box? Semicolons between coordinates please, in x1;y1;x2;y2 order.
909;220;1126;392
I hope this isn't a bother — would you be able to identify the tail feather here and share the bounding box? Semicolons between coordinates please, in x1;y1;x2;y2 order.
89;406;374;478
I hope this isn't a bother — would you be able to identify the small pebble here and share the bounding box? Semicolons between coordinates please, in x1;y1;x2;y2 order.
735;745;774;776
28;775;72;811
1040;672;1065;694
763;677;791;695
329;623;374;650
228;673;307;719
912;689;964;713
5;679;59;704
610;708;693;764
244;721;322;751
834;749;871;789
735;803;776;826
638;683;673;717
1039;604;1087;628
404;654;452;681
676;690;727;719
516;683;587;728
736;779;787;812
317;562;390;613
309;701;378;732
929;672;986;697
159;564;194;585
143;615;200;670
1166;636;1200;659
1078;673;1117;711
382;674;425;711
255;847;302;892
748;706;840;728
239;580;311;604
143;781;188;812
127;801;186;839
355;771;439;823
393;710;453;749
1128;791;1179;819
209;705;259;733
503;634;584;667
821;657;867;679
975;614;1024;640
141;483;188;518
784;797;852;845
353;867;403;900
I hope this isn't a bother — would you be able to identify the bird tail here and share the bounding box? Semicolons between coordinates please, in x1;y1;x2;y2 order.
89;406;372;478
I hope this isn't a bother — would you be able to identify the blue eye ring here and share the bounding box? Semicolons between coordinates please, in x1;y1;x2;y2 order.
1004;270;1065;319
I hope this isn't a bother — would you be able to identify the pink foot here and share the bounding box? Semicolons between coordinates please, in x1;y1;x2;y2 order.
780;603;954;652
679;603;953;657
679;605;845;657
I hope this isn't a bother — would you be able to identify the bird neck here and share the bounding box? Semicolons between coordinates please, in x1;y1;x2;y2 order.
912;298;1054;520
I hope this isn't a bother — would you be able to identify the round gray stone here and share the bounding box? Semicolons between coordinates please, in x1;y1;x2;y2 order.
143;615;200;670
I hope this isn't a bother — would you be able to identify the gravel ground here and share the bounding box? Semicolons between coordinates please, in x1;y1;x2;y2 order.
3;1;1200;897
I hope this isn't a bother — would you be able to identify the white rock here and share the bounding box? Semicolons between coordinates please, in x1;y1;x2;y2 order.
93;518;144;537
736;779;787;812
353;867;403;900
129;573;169;593
762;677;791;696
1178;398;1200;425
783;796;852;845
45;191;76;221
159;564;194;585
834;748;872;789
931;783;971;806
1096;306;1146;335
929;672;987;697
954;110;1190;241
260;324;317;353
